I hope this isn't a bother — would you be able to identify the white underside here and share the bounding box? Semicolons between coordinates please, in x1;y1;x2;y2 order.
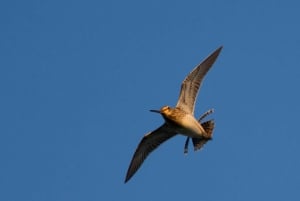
175;114;205;138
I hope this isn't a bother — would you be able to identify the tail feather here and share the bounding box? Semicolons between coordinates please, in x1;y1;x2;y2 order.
202;120;215;138
192;120;215;151
183;108;215;154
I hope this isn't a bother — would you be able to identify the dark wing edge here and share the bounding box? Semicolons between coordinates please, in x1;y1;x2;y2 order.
124;124;177;183
176;46;223;114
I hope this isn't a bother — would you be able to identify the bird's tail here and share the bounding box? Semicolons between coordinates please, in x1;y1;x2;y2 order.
202;120;215;138
184;107;215;154
192;120;215;151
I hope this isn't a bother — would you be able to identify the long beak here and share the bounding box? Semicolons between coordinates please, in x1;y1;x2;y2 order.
149;109;161;113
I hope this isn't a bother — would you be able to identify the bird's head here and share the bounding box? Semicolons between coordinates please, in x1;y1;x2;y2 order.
150;106;172;116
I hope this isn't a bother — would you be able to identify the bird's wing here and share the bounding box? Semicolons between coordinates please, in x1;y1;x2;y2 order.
176;46;223;114
125;124;177;183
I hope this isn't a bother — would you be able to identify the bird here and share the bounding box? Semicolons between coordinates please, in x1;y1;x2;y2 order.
124;46;223;183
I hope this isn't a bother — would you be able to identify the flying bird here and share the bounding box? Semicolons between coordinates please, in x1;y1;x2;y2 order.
125;46;223;183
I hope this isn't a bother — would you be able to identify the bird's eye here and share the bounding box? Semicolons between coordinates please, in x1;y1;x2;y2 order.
161;106;168;111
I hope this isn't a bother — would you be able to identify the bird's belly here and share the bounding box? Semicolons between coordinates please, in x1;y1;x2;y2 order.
174;115;205;138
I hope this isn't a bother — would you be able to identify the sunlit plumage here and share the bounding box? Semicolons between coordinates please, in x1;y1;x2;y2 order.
125;46;223;183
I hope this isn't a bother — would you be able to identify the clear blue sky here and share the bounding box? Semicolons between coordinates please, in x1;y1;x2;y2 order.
1;0;300;200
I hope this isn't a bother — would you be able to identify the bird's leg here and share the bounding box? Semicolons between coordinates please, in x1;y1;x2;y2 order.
199;109;214;122
184;137;190;154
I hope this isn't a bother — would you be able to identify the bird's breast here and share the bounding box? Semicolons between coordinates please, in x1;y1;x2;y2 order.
166;114;206;138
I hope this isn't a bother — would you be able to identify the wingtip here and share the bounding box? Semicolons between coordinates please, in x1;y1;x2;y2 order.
213;46;223;56
124;169;134;183
210;46;223;58
124;176;130;184
204;46;223;67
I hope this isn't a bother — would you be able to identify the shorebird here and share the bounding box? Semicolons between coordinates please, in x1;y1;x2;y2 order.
124;46;222;183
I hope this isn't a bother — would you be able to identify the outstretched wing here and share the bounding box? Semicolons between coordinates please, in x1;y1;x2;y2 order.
176;46;222;114
125;124;177;183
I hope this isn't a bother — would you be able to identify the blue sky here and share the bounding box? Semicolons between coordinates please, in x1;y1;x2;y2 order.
1;0;300;200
